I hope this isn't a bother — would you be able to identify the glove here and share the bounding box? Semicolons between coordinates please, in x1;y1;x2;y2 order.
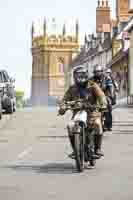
58;104;67;115
89;105;96;112
84;103;96;112
58;108;66;115
76;101;83;109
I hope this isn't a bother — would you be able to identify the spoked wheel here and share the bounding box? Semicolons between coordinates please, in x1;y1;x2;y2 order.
74;126;85;172
6;104;13;114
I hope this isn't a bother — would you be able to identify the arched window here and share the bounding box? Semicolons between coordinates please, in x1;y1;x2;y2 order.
58;57;64;74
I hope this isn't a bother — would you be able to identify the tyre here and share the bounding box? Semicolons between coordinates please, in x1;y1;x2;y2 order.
0;101;2;120
0;113;2;120
13;104;16;112
89;159;96;167
6;103;13;114
74;127;85;172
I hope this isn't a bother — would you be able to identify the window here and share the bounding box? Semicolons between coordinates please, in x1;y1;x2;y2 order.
58;63;64;73
58;57;64;74
0;72;3;83
3;71;9;82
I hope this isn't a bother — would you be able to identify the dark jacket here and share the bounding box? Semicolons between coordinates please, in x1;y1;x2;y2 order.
62;80;106;113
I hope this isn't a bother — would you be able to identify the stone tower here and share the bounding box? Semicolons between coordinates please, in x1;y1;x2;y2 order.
116;0;130;22
96;0;111;33
31;19;79;105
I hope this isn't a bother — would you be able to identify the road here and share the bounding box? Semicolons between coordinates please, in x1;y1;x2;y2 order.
0;105;133;200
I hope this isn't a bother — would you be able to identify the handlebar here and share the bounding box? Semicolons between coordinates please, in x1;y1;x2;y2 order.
59;99;97;112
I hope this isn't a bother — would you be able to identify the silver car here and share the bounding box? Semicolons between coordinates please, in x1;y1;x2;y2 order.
0;70;16;114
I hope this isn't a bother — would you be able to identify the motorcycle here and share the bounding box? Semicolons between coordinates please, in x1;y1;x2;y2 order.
58;99;100;172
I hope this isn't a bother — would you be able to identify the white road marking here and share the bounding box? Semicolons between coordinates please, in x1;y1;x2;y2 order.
17;146;33;159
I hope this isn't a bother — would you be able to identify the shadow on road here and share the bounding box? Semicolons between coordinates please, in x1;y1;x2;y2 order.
3;163;82;174
113;124;133;126
113;130;133;134
113;120;133;124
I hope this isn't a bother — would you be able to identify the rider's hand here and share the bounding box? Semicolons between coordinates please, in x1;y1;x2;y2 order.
76;101;83;109
83;102;96;112
58;104;66;115
89;105;96;112
58;108;66;115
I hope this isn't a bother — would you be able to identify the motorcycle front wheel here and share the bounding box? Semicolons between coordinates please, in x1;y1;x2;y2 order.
74;126;85;172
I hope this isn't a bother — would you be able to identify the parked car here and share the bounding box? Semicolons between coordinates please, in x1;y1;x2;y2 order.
0;95;2;119
0;70;16;114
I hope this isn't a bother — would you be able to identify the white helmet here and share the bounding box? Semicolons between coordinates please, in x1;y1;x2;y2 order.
106;68;112;73
93;65;103;73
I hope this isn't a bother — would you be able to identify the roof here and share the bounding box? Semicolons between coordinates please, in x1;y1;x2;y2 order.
70;50;87;67
70;37;112;68
107;49;128;68
71;45;100;67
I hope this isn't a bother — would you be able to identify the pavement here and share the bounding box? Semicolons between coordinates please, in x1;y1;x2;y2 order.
0;102;133;199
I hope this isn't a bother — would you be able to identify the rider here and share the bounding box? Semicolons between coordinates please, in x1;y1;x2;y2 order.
92;65;118;131
58;65;106;158
104;68;119;105
91;65;104;89
103;68;119;131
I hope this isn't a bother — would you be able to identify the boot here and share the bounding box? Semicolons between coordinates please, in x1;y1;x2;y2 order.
68;135;75;159
95;135;104;157
69;135;75;150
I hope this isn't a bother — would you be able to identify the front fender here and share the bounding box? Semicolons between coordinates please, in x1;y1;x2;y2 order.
73;111;87;127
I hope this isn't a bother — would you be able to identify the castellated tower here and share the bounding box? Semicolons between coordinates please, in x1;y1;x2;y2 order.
31;19;79;105
116;0;130;22
96;0;111;33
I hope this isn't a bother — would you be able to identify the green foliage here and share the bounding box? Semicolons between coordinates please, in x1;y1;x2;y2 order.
15;90;24;98
15;90;24;108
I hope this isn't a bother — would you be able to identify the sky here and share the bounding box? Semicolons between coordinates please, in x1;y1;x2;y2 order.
0;0;132;98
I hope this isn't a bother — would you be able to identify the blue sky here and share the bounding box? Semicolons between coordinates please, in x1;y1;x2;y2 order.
0;0;131;98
